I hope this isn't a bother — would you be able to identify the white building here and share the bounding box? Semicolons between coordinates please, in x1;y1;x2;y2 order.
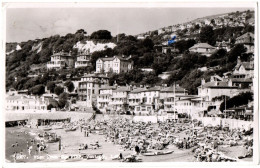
75;51;91;68
235;32;254;53
96;55;133;74
78;74;109;107
131;86;161;115
233;56;254;79
96;86;116;113
6;95;49;112
198;78;239;102
111;86;131;113
189;43;216;57
47;51;74;70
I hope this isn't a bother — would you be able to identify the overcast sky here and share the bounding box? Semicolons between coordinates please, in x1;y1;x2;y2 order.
6;7;252;42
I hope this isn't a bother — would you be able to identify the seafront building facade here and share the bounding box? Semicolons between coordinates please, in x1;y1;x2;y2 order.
78;74;109;107
6;95;49;112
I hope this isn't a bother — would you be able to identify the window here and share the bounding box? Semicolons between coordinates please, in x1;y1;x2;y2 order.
92;90;95;94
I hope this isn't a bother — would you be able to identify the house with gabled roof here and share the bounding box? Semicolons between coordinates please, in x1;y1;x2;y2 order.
236;32;254;53
47;51;74;70
96;55;133;74
189;43;216;57
198;78;239;102
232;56;254;79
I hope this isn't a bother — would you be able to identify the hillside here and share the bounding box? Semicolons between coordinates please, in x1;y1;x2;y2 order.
5;10;255;95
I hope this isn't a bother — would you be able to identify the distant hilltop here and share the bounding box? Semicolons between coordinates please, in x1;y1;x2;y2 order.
137;9;254;37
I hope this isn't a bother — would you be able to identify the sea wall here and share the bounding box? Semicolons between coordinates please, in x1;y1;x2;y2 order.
194;116;253;130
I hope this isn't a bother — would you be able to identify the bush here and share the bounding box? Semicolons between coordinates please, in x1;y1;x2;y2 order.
54;86;64;96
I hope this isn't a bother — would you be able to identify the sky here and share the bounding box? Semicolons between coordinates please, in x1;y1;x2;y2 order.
6;7;253;43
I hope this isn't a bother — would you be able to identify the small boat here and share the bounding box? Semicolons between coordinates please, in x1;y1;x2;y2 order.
46;137;60;143
142;152;157;156
81;153;103;159
65;128;77;132
53;125;64;130
43;127;52;131
65;155;82;162
156;150;174;155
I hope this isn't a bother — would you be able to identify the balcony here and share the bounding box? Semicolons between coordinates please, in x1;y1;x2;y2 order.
47;61;65;69
75;61;90;68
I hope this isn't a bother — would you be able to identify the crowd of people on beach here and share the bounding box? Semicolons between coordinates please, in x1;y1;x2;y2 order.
76;117;253;162
8;116;254;162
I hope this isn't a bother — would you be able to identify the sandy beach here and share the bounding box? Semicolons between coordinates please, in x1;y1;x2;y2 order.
5;112;253;162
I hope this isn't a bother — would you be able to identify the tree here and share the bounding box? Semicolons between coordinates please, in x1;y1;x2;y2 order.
75;29;87;35
30;84;45;95
194;24;200;30
174;39;196;53
219;92;253;112
227;44;247;63
54;86;64;96
47;81;56;93
47;104;54;110
142;38;154;50
58;92;68;108
199;26;216;46
210;49;227;60
64;81;75;92
90;30;112;39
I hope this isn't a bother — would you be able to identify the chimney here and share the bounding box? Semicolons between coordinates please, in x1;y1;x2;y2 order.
201;78;205;85
228;79;233;87
210;76;214;82
237;56;241;65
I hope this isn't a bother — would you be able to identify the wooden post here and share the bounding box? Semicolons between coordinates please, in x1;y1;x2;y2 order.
59;136;61;151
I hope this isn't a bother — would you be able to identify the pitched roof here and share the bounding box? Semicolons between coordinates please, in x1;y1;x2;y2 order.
236;32;254;40
131;88;147;93
52;51;71;57
189;43;215;49
100;57;114;61
236;32;254;43
160;86;185;92
113;86;131;92
241;62;254;70
230;78;252;83
199;81;237;88
99;86;116;90
82;74;109;78
6;95;23;101
147;86;161;91
99;55;132;62
234;62;254;71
